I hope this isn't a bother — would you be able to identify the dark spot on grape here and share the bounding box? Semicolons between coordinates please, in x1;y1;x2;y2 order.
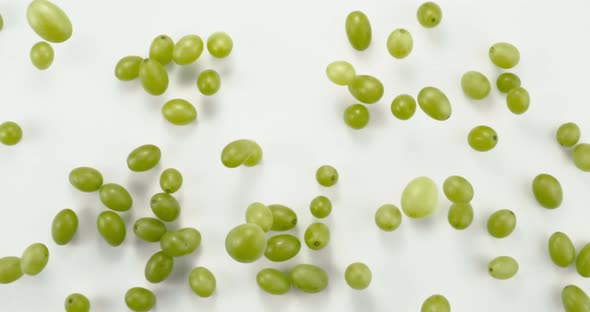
67;298;73;304
489;267;493;272
159;35;167;40
331;175;336;181
493;135;498;141
431;18;436;22
314;242;320;247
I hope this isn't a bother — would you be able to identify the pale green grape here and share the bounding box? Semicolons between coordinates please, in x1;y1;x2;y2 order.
401;176;438;218
506;87;530;114
265;234;301;262
151;192;180;222
348;75;384;104
421;294;450;312
149;35;174;65
344;262;372;290
487;209;516;238
562;285;590;312
64;293;90;312
316;165;339;187
489;42;520;69
496;72;521;93
268;204;297;231
127;144;161;172
125;287;156;312
0;121;23;146
326;61;356;86
20;243;49;275
133;218;167;242
417;87;452;121
256;268;290;295
387;28;413;59
468;125;498;152
207;32;233;58
27;0;72;43
197;69;221;95
162;98;197;125
0;257;23;284
556;122;581;147
290;264;329;293
97;211;126;247
115;56;142;81
443;176;474;203
548;232;575;268
30;41;54;70
573;143;590;171
345;11;372;51
99;183;133;212
461;71;490;100
344;104;370;129
52;209;78;245
173;35;203;65
69;167;103;192
578;243;590;277
145;251;174;283
139;58;169;95
374;204;402;232
160;228;201;257
221;139;263;168
417;2;442;28
159;168;183;194
0;14;3;31
532;173;562;209
189;267;216;297
225;223;266;263
447;203;473;230
391;94;416;120
310;196;332;219
246;202;273;232
488;256;518;279
304;222;330;250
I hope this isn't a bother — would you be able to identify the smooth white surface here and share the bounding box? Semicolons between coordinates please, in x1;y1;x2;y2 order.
1;0;589;311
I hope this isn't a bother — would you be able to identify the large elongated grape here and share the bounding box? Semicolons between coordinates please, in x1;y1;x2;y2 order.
139;59;169;96
345;11;371;51
401;177;438;218
27;0;72;43
562;285;590;312
417;87;451;120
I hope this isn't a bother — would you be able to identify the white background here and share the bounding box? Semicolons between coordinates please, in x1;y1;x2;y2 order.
1;0;589;311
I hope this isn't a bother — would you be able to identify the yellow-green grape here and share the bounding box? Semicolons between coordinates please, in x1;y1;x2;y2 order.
20;243;49;276
52;209;78;245
443;176;474;204
417;87;452;121
149;35;174;65
96;211;126;247
391;94;416;120
401;176;438;219
162;99;197;125
246;202;273;232
189;267;216;297
207;32;233;58
304;222;330;250
30;41;54;70
0;257;23;284
310;196;332;219
265;234;301;262
348;75;384;104
496;72;521;93
256;268;291;295
159;168;183;194
532;173;562;209
133;218;167;242
160;228;201;257
344;104;370;129
468;125;498;152
421;294;450;312
316;165;339;187
64;293;90;312
125;287;156;312
488;256;518;280
374;204;402;232
99;183;133;212
326;61;356;86
344;262;372;290
290;264;329;293
225;223;266;263
221;139;263;168
0;121;23;146
562;285;590;312
197;69;221;96
139;59;169;95
69;167;103;192
345;11;372;51
461;71;491;100
556;122;581;147
447;203;474;230
0;14;3;31
487;209;516;238
387;28;413;59
150;193;180;222
115;56;143;81
578;244;590;277
489;42;520;69
173;35;203;65
127;144;161;172
268;204;297;231
573;143;590;171
549;232;576;268
26;0;72;43
417;2;442;28
145;251;173;283
506;87;530;114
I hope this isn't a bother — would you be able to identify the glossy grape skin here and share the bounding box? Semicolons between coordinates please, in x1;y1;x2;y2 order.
487;209;516;238
26;0;72;43
489;42;520;69
345;11;372;51
556;123;581;147
221;139;263;168
265;234;301;262
144;251;173;284
316;165;339;187
488;256;519;280
573;143;590;171
447;203;474;230
562;285;590;312
246;202;273;232
496;72;521;93
162;99;197;125
506;87;530;114
69;167;103;192
20;243;49;275
468;125;498;152
417;2;442;28
97;211;126;247
461;71;491;100
127;144;161;172
326;61;356;86
225;223;266;263
401;176;438;219
133;218;167;242
125;287;156;312
207;32;233;58
578;244;590;277
532;174;562;209
30;41;54;70
548;232;576;268
160;228;201;257
197;69;221;95
159;168;183;194
375;204;402;231
421;294;450;312
304;223;330;250
115;56;142;81
443;176;474;204
391;94;417;120
269;204;298;231
348;75;384;104
417;87;452;121
290;264;329;293
310;196;332;219
64;293;90;312
0;257;23;284
256;268;291;295
139;59;169;95
52;209;78;245
0;121;23;145
387;28;413;59
344;104;370;129
189;267;216;297
99;183;133;212
149;35;174;65
150;193;180;222
345;262;372;290
173;35;203;65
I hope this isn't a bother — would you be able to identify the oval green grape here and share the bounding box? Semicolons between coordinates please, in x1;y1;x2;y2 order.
578;244;590;277
401;176;438;219
387;28;413;59
115;56;142;81
127;144;161;172
265;234;301;262
548;232;576;268
532;173;562;209
348;75;384;104
562;285;590;312
145;251;174;283
496;72;521;93
21;243;49;276
26;0;72;43
52;209;78;245
99;183;133;212
461;71;491;100
197;69;221;96
290;264;329;293
310;196;332;219
556;122;581;148
269;204;298;231
159;168;183;194
30;41;54;70
64;293;90;312
139;58;169;95
487;209;516;238
0;121;23;146
391;94;417;120
96;211;126;247
573;143;590;171
316;165;339;187
447;203;474;230
421;294;450;312
417;87;452;121
304;222;330;250
125;287;156;312
417;2;442;28
133;218;167;242
162;99;197;125
207;32;233;58
489;42;520;69
488;256;519;280
0;257;23;284
506;87;530;114
225;223;266;263
345;11;371;51
69;167;103;192
256;268;290;295
150;192;180;222
345;262;372;290
375;204;402;232
326;61;356;86
468;125;498;152
173;34;203;65
189;267;216;297
344;104;370;129
221;139;263;168
443;176;474;204
246;202;273;232
160;228;201;257
149;35;174;65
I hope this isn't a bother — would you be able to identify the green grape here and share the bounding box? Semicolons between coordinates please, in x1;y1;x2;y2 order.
387;29;413;59
99;183;133;212
125;287;156;312
310;196;332;218
401;176;438;219
489;42;520;69
173;35;203;65
443;175;474;203
488;256;519;279
468;125;498;152
133;218;167;242
265;234;301;262
207;32;233;58
0;121;23;146
52;209;78;245
573;143;590;171
149;35;174;65
562;285;590;312
197;69;221;95
374;204;402;231
267;204;297;231
246;202;273;232
506;87;530;114
421;294;450;312
345;262;372;290
461;71;491;100
225;223;266;263
159;168;183;194
304;222;330;250
556;122;581;147
0;14;3;31
532;173;562;209
447;203;474;230
290;264;329;293
326;61;356;86
26;0;72;43
145;251;174;283
578;243;590;277
391;94;417;120
221;139;263;168
417;2;442;28
115;56;143;81
417;87;452;121
30;41;54;70
256;268;290;295
345;11;372;51
189;267;216;297
150;193;180;222
97;211;126;246
496;72;521;93
487;209;516;238
161;98;197;125
127;144;161;172
548;232;576;268
316;165;339;187
64;293;90;312
69;167;103;192
20;243;49;275
343;104;370;129
139;58;169;95
0;257;23;284
160;228;201;257
348;75;384;104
